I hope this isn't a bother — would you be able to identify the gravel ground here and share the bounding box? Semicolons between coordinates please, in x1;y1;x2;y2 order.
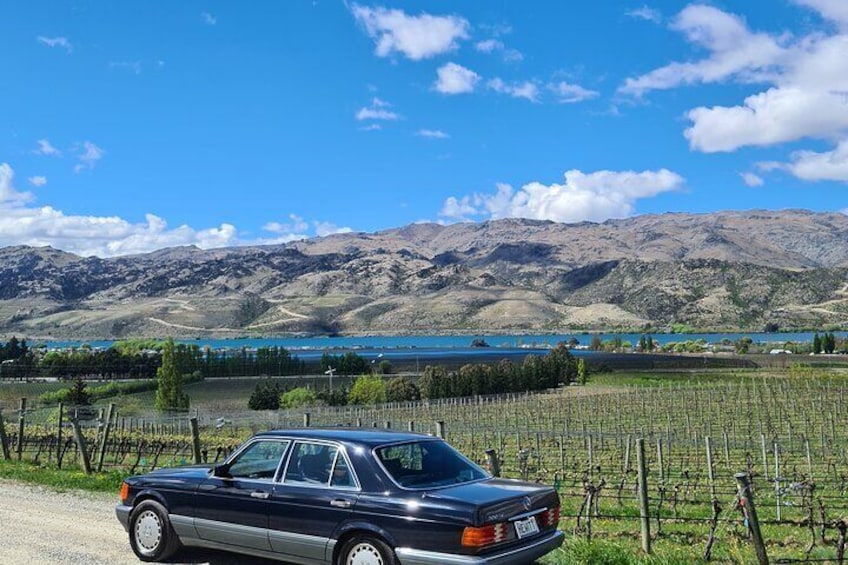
0;480;285;565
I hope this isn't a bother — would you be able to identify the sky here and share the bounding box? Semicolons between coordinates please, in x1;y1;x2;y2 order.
2;0;848;257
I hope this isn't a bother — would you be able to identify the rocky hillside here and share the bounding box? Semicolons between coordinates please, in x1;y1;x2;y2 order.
2;209;848;339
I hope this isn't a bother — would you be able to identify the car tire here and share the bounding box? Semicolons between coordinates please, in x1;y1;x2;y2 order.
128;499;182;562
337;534;398;565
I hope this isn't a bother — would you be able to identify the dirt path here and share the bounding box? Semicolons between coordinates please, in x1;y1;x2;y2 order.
0;480;281;565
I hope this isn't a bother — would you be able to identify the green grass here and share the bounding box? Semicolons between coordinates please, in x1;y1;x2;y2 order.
0;458;124;493
540;538;713;565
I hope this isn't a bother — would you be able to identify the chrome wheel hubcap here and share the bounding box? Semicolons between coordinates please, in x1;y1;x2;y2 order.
134;510;162;554
346;542;384;565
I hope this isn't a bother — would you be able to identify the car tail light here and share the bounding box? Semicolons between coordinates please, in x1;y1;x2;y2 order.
461;522;508;547
120;482;130;504
539;505;560;528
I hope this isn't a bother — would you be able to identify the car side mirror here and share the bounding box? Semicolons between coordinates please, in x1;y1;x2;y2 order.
213;463;232;478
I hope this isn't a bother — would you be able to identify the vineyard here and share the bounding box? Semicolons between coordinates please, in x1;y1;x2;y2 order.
3;372;848;564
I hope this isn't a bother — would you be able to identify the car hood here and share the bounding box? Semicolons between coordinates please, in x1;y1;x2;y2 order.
144;464;213;478
422;478;558;525
131;464;213;487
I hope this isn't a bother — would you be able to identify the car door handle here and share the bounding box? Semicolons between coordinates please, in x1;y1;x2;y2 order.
250;491;270;499
330;499;352;508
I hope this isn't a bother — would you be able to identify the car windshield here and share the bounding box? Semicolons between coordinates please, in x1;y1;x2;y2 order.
375;440;487;489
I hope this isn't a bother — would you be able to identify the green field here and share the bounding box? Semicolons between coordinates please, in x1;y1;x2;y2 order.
3;368;848;564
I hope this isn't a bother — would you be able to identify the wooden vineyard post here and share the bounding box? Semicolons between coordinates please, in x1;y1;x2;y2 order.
56;402;64;468
190;417;202;464
774;442;781;521
735;472;769;565
705;436;716;500
0;406;10;460
16;398;26;461
636;438;652;554
96;403;115;472
407;421;414;432
760;434;769;482
486;449;501;477
71;411;92;475
303;412;311;427
435;421;445;439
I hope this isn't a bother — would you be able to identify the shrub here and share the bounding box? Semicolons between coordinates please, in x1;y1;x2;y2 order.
348;375;387;405
280;387;317;409
386;377;420;402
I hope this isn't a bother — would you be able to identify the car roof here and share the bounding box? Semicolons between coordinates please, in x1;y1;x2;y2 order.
253;428;437;447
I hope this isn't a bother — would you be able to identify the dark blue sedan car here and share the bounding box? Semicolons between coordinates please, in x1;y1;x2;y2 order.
116;429;563;564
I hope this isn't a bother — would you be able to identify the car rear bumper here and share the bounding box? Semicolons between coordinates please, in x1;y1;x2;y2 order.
395;529;564;565
116;504;131;532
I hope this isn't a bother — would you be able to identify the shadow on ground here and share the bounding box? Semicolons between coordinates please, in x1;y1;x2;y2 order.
166;548;290;565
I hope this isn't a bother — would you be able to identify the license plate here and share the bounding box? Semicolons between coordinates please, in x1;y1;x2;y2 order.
514;516;540;539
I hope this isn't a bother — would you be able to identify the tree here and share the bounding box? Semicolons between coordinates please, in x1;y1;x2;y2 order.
470;338;490;348
348;375;387;405
248;379;281;410
154;338;190;411
590;335;602;351
281;387;317;409
577;358;588;385
639;335;647;352
67;376;91;406
386;377;420;402
813;332;822;354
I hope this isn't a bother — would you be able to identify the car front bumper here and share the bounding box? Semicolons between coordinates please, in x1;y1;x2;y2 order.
116;504;131;532
395;529;564;565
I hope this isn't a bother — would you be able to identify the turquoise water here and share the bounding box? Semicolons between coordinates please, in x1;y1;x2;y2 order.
40;331;844;351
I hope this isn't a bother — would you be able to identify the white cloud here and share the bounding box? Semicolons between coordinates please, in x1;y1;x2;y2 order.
626;5;662;24
487;78;539;102
548;81;600;103
740;172;765;187
794;0;848;27
475;39;502;53
0;163;353;257
28;176;48;187
34;139;61;157
685;87;848;152
36;36;72;53
439;195;479;220
475;38;523;62
201;12;217;25
355;97;401;121
434;63;480;94
619;5;786;96
351;4;469;61
440;168;684;223
0;164;34;206
110;61;142;74
74;141;105;172
416;129;450;139
264;214;309;235
314;221;353;237
360;124;382;132
781;140;848;181
620;2;848;168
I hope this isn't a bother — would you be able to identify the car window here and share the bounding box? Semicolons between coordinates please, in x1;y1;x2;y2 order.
330;451;356;488
228;440;290;480
376;440;487;489
284;442;338;486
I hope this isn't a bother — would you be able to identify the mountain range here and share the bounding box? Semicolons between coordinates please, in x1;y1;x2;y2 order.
2;209;848;340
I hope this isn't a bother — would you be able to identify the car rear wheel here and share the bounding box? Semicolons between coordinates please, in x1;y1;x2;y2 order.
338;535;397;565
128;500;182;562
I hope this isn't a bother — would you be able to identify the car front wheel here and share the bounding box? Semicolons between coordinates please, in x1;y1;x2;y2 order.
128;499;182;562
338;534;397;565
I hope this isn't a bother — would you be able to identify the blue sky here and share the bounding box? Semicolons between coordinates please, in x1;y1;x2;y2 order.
2;0;848;257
